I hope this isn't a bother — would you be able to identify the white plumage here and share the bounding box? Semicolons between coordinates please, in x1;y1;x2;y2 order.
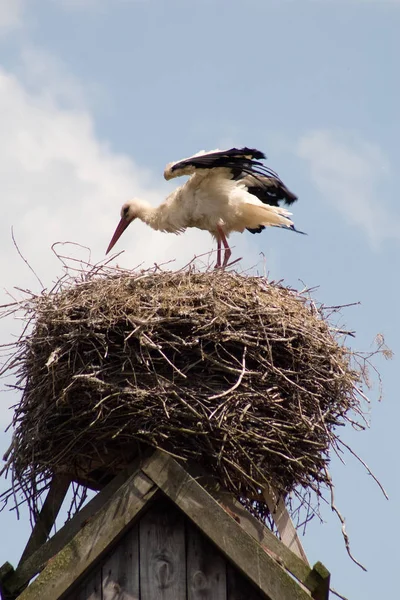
106;147;302;268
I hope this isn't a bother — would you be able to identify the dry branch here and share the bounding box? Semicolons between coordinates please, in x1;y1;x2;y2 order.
0;261;387;539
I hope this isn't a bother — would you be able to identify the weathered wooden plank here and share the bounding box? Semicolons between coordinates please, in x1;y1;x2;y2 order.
16;471;157;600
308;562;330;600
212;492;326;592
186;522;227;600
140;500;186;600
142;451;312;600
102;524;140;600
0;562;15;600
71;569;102;600
186;462;327;597
226;563;264;600
262;487;309;564
18;475;71;566
8;462;143;598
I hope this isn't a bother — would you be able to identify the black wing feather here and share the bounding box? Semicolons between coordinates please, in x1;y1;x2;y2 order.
170;147;279;181
247;225;265;234
244;175;298;207
170;147;266;174
171;147;297;203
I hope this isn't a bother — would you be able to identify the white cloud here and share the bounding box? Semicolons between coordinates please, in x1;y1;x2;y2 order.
0;56;255;358
15;46;92;108
0;67;230;298
0;66;188;424
0;0;24;32
0;51;261;429
297;130;398;245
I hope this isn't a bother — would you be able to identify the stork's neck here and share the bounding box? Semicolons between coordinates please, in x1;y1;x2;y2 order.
134;199;161;230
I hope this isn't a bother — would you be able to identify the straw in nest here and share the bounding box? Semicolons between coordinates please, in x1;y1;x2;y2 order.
0;265;389;558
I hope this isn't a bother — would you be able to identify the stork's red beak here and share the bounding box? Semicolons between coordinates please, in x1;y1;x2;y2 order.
106;218;129;254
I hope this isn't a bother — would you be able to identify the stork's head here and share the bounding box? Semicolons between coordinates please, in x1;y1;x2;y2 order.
106;199;142;254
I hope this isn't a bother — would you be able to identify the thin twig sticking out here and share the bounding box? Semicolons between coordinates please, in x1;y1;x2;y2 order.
325;467;367;571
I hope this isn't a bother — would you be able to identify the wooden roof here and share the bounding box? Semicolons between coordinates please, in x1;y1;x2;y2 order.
64;495;268;600
0;451;330;600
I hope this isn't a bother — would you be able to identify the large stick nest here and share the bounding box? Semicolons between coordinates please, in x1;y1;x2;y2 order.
1;265;384;526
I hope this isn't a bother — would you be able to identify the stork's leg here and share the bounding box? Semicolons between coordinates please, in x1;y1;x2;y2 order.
217;225;232;268
215;238;222;269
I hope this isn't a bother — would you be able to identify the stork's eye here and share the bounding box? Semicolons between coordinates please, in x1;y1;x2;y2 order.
123;206;129;217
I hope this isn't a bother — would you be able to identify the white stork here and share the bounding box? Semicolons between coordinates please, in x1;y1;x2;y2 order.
106;147;303;268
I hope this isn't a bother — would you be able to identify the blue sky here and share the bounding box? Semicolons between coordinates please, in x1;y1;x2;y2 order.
0;1;398;598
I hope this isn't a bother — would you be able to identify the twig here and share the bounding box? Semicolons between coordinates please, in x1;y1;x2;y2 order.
11;227;44;289
330;587;349;600
325;467;367;571
209;347;247;403
337;438;388;499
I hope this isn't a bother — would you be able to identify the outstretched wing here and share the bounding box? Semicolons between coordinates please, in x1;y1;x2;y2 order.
164;147;297;210
165;147;270;181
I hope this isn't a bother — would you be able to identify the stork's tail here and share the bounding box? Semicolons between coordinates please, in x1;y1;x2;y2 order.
242;202;291;228
243;202;306;235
